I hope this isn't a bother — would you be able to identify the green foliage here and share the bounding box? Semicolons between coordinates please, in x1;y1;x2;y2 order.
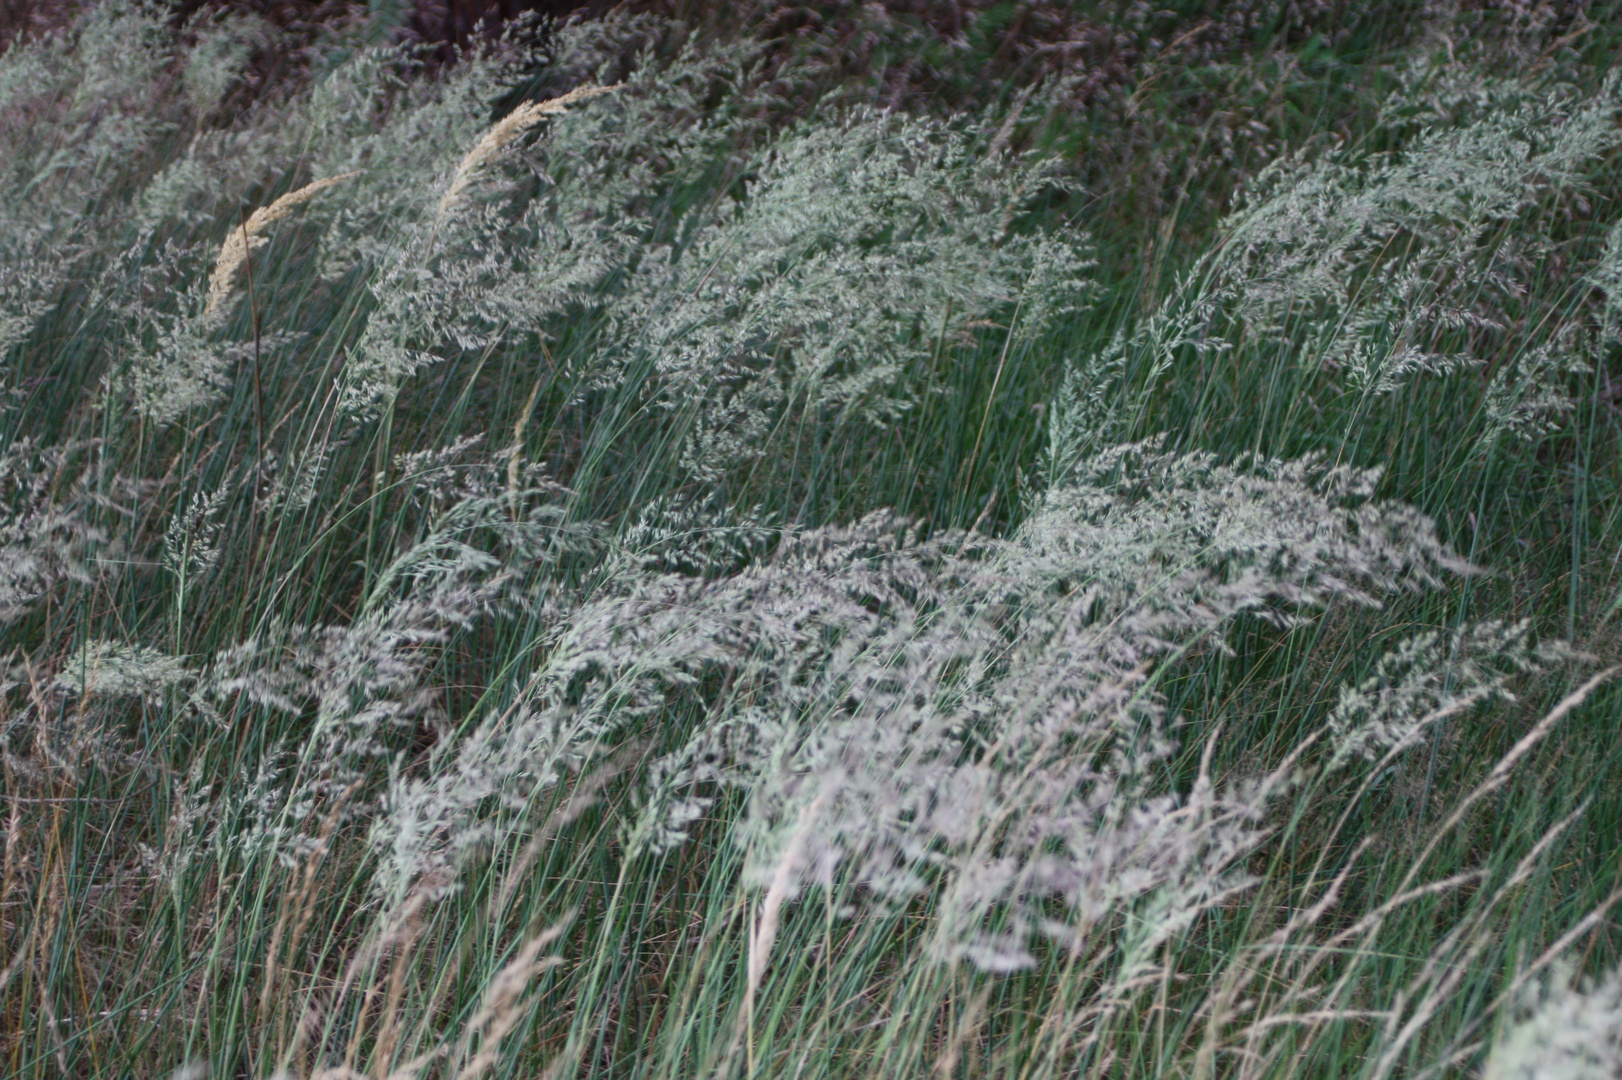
1;6;1621;1080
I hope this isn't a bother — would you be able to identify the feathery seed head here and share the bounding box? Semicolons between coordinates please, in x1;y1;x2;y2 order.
436;84;622;219
202;170;361;326
1484;964;1622;1080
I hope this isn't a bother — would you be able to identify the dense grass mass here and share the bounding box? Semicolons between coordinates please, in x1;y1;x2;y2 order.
4;3;1622;1078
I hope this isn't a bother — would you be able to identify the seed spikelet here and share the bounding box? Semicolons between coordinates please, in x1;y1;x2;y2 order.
203;171;362;325
437;84;622;218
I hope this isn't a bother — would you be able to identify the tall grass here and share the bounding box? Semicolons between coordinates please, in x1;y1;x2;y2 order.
2;5;1621;1079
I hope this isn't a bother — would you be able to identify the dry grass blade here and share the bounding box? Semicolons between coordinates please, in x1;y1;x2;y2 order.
452;921;570;1080
1395;666;1620;900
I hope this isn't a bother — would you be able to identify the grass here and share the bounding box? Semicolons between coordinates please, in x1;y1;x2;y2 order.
2;3;1622;1079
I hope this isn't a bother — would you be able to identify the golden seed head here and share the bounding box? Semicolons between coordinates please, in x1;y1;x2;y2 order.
436;83;621;220
203;170;362;326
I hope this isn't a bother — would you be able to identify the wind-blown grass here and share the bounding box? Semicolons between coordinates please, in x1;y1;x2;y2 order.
203;170;362;327
1;5;1621;1080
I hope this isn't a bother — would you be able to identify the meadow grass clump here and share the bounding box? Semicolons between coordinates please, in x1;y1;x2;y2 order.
1;4;1621;1080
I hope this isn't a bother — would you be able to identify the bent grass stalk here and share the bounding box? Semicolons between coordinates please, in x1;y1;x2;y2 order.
203;171;363;326
436;83;622;220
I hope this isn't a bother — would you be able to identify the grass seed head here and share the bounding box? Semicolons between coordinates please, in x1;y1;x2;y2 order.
202;170;362;326
437;83;622;219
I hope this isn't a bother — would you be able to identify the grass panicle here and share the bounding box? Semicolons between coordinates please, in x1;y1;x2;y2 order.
436;83;622;219
202;170;363;326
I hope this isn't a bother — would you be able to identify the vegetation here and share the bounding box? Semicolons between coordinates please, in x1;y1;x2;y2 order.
2;3;1622;1078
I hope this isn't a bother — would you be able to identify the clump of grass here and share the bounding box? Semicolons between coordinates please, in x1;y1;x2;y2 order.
2;5;1621;1080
